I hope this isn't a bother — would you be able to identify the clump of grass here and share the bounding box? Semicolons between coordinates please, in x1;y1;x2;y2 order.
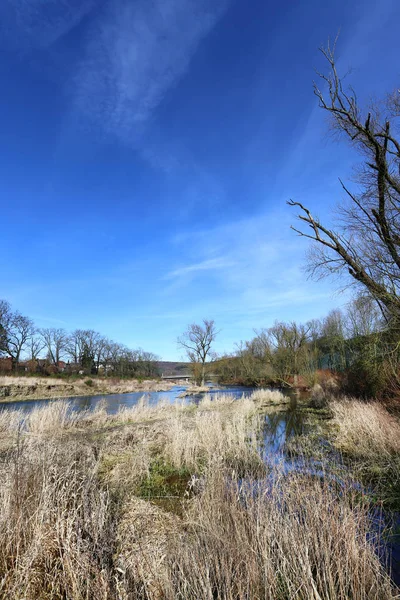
116;496;182;597
0;438;115;598
331;398;400;508
163;407;264;475
251;388;289;405
198;392;257;414
178;385;210;397
332;398;400;458
26;401;79;434
0;407;24;434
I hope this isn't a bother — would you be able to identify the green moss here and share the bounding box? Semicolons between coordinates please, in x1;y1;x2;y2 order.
137;459;192;499
299;406;333;418
354;458;400;510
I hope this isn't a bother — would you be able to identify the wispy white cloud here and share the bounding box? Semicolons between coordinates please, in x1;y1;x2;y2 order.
165;257;236;280
73;0;228;143
163;208;349;326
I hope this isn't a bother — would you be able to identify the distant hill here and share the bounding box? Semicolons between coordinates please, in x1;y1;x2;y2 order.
157;361;191;377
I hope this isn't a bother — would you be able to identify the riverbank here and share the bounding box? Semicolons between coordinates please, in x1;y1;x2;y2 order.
0;390;397;598
0;375;180;402
286;396;400;510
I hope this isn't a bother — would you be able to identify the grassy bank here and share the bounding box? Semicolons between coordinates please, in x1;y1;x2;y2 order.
287;395;400;511
330;398;400;509
0;375;177;402
0;389;396;598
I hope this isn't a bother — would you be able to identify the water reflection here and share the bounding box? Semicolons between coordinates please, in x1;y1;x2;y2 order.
263;397;305;454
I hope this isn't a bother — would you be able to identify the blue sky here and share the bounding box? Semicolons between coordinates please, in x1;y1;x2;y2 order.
1;0;399;360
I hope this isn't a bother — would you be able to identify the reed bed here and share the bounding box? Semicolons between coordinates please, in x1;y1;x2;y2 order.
0;393;396;598
164;409;263;474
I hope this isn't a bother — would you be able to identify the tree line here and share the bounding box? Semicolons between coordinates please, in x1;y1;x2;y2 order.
0;299;160;378
213;294;400;396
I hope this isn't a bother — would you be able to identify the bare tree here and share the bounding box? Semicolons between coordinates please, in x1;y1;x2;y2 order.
93;335;108;374
318;309;347;371
345;295;382;338
7;315;34;369
288;39;400;322
0;300;34;369
40;328;68;366
178;319;218;385
67;329;102;371
66;329;86;364
267;321;312;385
27;333;46;362
0;300;12;357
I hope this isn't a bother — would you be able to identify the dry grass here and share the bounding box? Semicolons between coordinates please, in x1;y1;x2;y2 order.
332;398;400;458
0;438;114;599
119;468;393;600
0;393;397;598
0;408;23;434
164;409;262;474
250;388;289;405
0;375;58;387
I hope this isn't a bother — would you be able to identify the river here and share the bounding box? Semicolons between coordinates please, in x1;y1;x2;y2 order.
0;384;258;414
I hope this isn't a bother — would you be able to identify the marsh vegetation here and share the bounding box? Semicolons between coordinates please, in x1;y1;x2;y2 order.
0;390;398;599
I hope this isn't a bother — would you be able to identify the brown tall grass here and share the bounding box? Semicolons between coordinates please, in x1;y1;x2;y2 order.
0;394;396;598
250;388;289;404
164;403;262;474
119;468;392;600
332;398;400;458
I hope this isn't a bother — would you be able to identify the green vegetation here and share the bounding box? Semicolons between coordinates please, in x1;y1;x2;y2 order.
137;459;192;499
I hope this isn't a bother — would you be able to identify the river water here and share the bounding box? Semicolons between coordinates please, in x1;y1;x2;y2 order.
0;384;258;414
